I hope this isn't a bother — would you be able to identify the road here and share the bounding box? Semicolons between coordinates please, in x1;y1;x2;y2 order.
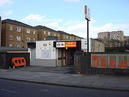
0;79;129;97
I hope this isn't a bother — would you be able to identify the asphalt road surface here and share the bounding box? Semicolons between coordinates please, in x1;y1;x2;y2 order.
0;79;129;97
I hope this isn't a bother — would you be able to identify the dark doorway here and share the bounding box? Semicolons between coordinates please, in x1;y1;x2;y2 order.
65;48;76;66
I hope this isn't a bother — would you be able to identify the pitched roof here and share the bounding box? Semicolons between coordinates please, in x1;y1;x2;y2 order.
2;19;83;39
2;19;33;28
35;25;56;32
58;31;83;39
58;31;70;35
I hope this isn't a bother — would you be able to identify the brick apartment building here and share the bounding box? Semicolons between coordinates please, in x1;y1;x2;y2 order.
35;25;61;40
1;19;82;48
1;19;37;48
57;31;81;40
36;26;82;41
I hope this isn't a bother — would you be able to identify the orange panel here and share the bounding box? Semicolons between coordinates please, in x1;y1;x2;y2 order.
109;56;116;68
91;56;99;67
12;57;26;67
100;56;106;68
65;42;76;47
119;56;128;68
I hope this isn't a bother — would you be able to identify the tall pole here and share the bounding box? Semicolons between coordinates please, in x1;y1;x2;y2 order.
86;19;89;52
84;5;90;52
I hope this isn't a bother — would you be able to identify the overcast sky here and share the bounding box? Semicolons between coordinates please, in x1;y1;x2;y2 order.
0;0;129;38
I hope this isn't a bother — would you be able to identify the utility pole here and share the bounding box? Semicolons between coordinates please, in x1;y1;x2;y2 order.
86;18;90;52
84;5;90;52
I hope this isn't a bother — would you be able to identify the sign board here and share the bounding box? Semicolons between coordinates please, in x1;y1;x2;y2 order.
56;41;76;48
65;42;76;47
56;42;65;48
84;5;90;20
81;39;87;50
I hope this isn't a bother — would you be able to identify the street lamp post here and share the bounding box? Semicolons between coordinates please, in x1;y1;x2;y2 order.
86;18;90;52
84;5;90;52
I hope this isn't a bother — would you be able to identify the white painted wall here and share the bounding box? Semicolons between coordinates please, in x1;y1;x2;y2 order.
36;40;56;59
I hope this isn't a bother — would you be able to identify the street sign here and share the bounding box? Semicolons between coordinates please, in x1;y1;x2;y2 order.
65;42;76;47
84;5;90;21
56;42;76;48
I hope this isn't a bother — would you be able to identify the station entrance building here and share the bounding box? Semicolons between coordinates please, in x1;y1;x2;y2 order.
28;40;86;67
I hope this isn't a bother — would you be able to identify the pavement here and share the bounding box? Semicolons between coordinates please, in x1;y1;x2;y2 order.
0;66;129;92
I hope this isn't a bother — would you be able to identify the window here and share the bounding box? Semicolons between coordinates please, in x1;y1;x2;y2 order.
9;35;13;40
54;33;56;36
16;45;21;48
9;26;13;31
9;44;13;47
44;31;46;34
33;30;36;34
48;32;50;36
16;36;21;41
16;27;21;32
26;37;31;41
26;29;30;34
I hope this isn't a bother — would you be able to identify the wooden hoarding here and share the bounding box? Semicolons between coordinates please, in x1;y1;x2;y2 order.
91;54;129;69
